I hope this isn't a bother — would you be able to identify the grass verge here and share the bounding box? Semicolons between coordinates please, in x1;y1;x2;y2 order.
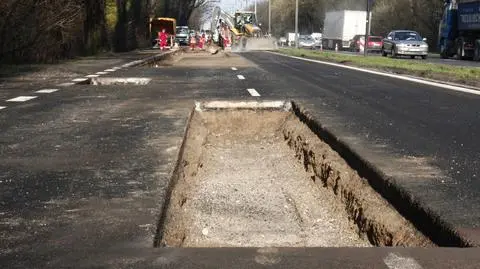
277;48;480;88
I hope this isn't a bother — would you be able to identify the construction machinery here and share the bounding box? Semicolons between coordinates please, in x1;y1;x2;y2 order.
210;6;276;51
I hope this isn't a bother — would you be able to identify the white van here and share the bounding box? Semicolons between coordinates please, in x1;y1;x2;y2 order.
311;32;322;48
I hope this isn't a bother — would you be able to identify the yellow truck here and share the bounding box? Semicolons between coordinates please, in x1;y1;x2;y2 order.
150;17;176;47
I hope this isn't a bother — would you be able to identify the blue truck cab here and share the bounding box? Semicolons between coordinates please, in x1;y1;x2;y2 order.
438;0;480;60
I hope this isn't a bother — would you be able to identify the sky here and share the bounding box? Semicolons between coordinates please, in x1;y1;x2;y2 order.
219;0;256;13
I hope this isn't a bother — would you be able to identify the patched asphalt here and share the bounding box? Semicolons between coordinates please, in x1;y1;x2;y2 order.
0;49;479;268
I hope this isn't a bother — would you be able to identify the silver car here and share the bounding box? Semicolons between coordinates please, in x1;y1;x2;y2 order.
382;30;429;59
298;35;315;49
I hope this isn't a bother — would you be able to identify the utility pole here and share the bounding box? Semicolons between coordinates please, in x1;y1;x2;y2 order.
364;0;370;56
368;11;372;35
295;0;299;48
268;0;272;35
255;0;257;17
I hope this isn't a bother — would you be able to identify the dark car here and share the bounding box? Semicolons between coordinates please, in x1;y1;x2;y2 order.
349;35;383;52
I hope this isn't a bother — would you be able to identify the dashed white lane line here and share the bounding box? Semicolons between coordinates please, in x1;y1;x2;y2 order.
36;89;59;93
85;74;99;78
57;82;75;87
384;253;423;269
247;88;261;97
269;51;480;96
104;69;116;72
6;96;38;102
72;78;88;82
0;106;6;110
96;71;108;75
231;67;238;71
237;75;245;80
112;67;122;70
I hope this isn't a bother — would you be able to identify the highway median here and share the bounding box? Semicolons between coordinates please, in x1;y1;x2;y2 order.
276;48;480;88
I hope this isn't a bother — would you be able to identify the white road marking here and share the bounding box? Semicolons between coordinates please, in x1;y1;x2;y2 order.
57;82;75;87
231;67;238;71
104;69;116;72
96;71;108;75
269;51;480;96
72;78;88;82
247;88;261;96
384;253;423;269
36;89;58;93
0;106;6;110
112;67;122;70
85;74;99;78
237;75;245;80
6;96;38;102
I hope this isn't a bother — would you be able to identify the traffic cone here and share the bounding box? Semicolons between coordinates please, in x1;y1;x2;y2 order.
335;43;338;52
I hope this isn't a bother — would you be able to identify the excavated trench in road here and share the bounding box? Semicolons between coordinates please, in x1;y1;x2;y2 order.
155;101;434;248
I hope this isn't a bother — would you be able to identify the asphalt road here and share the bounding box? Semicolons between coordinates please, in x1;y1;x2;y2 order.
1;49;479;268
240;51;480;231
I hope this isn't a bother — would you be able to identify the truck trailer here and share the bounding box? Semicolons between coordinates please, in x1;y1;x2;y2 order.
438;0;480;60
322;10;367;50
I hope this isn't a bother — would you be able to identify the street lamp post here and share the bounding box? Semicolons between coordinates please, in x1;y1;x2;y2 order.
254;0;257;17
295;0;298;48
364;0;370;56
268;0;272;35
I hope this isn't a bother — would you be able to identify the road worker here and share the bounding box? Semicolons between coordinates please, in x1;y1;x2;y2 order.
198;34;206;50
158;29;168;51
190;34;197;51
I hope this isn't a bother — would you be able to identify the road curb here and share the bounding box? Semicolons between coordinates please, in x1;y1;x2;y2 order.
66;50;178;86
121;50;177;68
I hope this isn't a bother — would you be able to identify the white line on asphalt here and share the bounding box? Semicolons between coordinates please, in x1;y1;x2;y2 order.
104;69;115;72
269;51;480;96
237;75;245;80
6;96;38;102
112;67;122;70
247;88;261;96
0;106;6;110
36;89;59;93
85;74;99;78
96;71;108;75
72;78;88;82
384;253;423;269
57;82;75;87
231;67;238;71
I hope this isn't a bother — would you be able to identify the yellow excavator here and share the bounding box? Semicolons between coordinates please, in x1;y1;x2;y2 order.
211;7;276;51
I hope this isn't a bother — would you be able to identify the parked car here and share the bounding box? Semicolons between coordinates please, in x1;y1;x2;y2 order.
349;35;383;52
382;30;428;59
298;35;315;49
175;26;190;45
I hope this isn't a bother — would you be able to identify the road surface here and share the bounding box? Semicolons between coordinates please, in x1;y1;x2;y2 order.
0;49;479;268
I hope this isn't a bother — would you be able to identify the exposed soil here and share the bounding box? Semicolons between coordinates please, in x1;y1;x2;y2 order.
158;106;434;248
150;47;256;68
